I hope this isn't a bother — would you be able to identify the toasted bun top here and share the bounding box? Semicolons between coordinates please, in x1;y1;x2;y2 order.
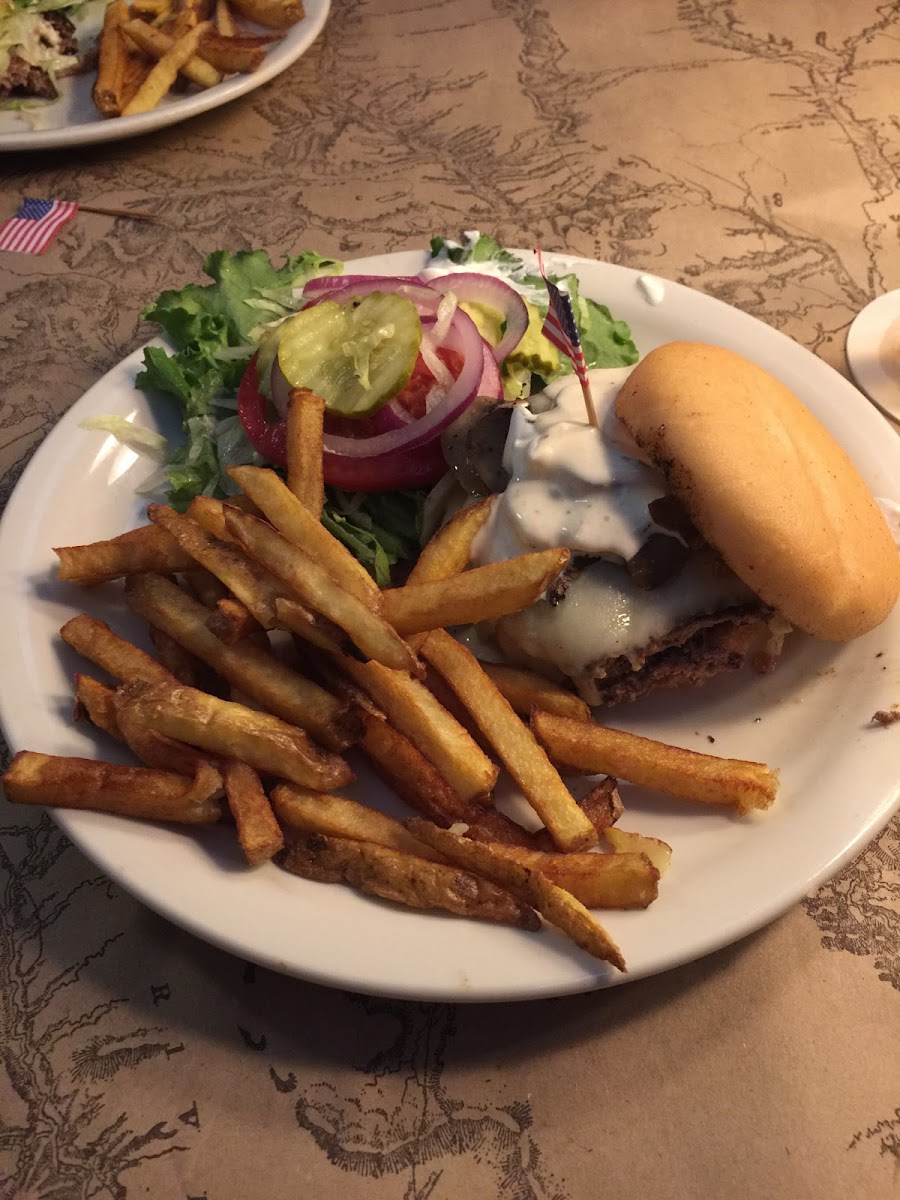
615;341;900;641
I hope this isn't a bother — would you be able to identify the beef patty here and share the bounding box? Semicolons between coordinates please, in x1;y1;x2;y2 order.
0;12;78;101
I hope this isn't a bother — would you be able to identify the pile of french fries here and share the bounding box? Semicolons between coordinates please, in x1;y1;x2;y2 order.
92;0;303;119
1;386;781;973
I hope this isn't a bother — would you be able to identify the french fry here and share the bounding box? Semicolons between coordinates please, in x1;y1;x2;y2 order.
531;711;780;815
122;18;222;87
227;466;378;603
407;820;625;970
149;625;212;688
148;504;281;628
227;0;304;30
186;494;259;543
114;687;220;776
122;20;211;116
404;496;495;651
530;777;623;851
73;675;123;742
381;548;570;635
93;0;153;117
271;784;446;862
358;713;468;825
223;761;284;865
281;833;540;930
54;523;192;585
334;655;499;805
124;573;361;751
421;630;598;852
197;29;279;72
182;566;230;608
214;0;235;35
480;662;591;722
2;751;222;824
225;507;419;673
285;388;325;515
459;806;539;849
117;681;352;790
205;596;263;645
61;614;177;685
605;828;673;876
481;844;658;910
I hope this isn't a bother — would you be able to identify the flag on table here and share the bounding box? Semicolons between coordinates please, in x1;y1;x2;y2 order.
535;248;597;424
0;198;78;254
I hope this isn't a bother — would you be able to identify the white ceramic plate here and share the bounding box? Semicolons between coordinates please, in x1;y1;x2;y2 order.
1;250;899;1003
846;289;900;425
0;0;329;152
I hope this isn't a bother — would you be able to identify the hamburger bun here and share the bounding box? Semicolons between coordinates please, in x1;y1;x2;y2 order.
614;341;900;642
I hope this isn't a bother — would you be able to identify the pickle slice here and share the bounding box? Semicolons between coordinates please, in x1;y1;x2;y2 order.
276;292;422;418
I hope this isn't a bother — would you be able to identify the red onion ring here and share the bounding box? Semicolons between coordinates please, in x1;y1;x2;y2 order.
425;271;529;363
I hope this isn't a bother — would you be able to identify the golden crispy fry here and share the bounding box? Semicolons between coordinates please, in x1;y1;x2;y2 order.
2;751;222;824
228;466;377;603
531;711;779;815
286;388;325;514
358;713;468;825
281;833;540;929
227;0;304;30
186;494;259;542
182;566;230;607
271;784;446;862
605;827;673;876
225;507;418;673
381;548;570;636
530;777;623;851
122;20;211;116
61;614;177;685
198;28;278;71
54;523;192;585
480;662;591;722
124;573;361;751
407;820;625;970
114;687;219;776
73;674;123;741
215;0;235;35
205;596;262;644
148;503;281;628
421;630;598;852
334;655;499;805
479;844;658;910
278;598;363;659
407;496;495;586
117;680;352;790
459;806;539;849
404;496;495;651
93;0;154;117
223;761;284;865
122;18;222;87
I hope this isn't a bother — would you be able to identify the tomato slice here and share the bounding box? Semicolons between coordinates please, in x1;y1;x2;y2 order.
393;347;464;419
237;355;450;491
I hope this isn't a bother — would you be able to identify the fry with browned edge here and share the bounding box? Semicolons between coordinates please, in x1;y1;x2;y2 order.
117;680;352;790
381;548;570;635
61;614;178;685
122;18;222;87
531;710;779;815
2;751;222;824
124;573;361;751
227;0;304;30
286;388;325;515
93;0;154;116
407;820;625;971
281;833;540;929
421;629;598;852
480;661;591;722
228;466;377;603
122;20;212;115
55;524;192;585
224;761;284;865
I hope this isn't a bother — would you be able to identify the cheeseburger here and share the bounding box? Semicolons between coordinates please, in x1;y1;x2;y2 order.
459;341;900;706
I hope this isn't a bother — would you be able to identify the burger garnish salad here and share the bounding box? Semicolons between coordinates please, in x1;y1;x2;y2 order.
128;235;900;705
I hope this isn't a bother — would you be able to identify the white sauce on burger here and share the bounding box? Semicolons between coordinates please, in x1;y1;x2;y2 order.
473;368;753;679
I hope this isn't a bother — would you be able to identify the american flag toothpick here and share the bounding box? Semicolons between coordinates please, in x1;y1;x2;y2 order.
535;248;598;428
0;198;78;255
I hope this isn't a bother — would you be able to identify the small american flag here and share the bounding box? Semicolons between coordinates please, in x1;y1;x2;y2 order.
535;248;598;426
0;198;79;255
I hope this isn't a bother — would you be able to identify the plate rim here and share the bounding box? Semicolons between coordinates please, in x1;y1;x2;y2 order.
1;246;899;1003
0;0;330;152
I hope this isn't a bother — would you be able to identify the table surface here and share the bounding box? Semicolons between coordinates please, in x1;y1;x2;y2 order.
0;2;898;1197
